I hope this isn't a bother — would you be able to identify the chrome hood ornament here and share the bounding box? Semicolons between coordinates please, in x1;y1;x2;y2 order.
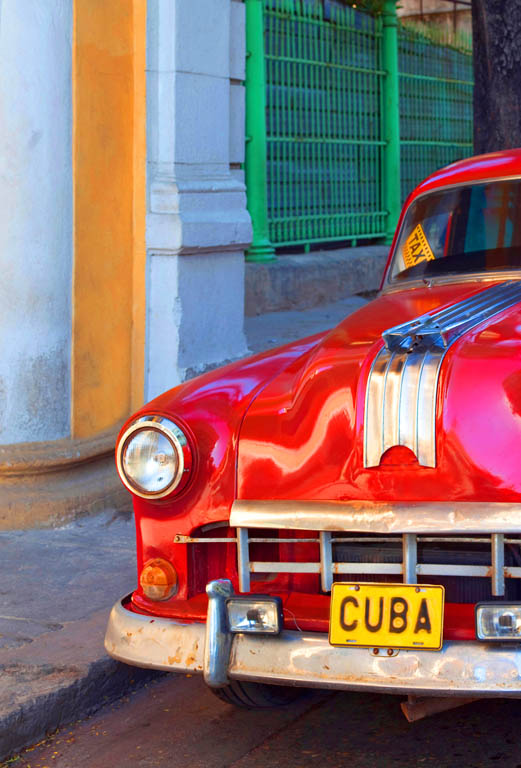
364;281;521;468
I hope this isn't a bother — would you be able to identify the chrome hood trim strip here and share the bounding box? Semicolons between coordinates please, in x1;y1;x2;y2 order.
364;281;521;468
231;499;521;535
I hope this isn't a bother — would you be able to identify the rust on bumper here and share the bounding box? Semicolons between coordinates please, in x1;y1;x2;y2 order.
105;595;521;697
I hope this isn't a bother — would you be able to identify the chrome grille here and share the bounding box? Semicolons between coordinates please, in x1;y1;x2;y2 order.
175;529;521;599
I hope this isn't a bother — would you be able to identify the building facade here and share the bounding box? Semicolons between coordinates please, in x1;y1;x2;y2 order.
0;0;474;527
0;0;250;527
397;0;472;38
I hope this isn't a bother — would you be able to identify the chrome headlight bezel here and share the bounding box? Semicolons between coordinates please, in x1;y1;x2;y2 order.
116;415;193;499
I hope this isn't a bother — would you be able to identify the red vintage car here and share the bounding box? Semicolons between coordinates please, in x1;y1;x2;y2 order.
105;150;521;716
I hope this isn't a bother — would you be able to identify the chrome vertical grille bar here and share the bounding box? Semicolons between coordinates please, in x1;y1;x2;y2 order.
208;508;521;597
416;350;440;467
491;533;505;596
364;349;391;466
402;533;418;583
236;527;251;593
398;350;422;455
320;531;333;592
383;353;406;450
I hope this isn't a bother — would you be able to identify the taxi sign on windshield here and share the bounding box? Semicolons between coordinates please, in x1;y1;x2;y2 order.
329;582;444;651
402;224;436;269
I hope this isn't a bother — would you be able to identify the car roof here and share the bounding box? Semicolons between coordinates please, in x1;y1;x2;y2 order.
410;148;521;202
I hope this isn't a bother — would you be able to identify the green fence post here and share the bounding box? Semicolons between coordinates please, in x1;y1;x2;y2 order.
245;0;276;262
382;0;401;244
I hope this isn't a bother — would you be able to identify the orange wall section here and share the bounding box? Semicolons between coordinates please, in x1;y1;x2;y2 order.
72;0;146;439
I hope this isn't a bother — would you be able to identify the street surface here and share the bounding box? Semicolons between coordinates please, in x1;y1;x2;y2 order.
7;674;521;768
0;511;135;650
0;295;374;763
245;295;368;354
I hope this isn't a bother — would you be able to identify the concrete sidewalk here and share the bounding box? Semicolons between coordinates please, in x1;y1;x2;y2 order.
0;295;368;762
0;511;150;760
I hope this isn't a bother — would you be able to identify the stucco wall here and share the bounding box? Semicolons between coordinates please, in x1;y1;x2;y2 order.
145;0;251;400
397;0;471;34
72;0;146;438
0;0;73;444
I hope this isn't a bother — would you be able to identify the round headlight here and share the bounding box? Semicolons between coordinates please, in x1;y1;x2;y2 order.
117;416;192;499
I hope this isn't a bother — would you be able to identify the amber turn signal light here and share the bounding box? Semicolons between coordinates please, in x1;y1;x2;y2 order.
140;558;178;601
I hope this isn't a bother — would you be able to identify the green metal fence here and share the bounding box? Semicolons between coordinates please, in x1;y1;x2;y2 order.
399;24;474;203
244;0;473;259
263;0;386;248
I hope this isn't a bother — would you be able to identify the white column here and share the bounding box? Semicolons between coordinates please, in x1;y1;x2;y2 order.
0;0;73;443
145;0;251;400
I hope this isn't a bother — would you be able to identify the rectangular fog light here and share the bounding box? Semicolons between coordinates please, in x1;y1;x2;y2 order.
476;602;521;641
226;596;283;634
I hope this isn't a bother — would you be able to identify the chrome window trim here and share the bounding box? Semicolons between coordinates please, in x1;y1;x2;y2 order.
383;173;521;291
382;270;521;295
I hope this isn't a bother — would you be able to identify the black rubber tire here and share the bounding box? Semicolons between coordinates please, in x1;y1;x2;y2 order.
211;680;303;709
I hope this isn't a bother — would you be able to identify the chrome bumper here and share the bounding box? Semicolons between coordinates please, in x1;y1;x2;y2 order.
105;586;521;697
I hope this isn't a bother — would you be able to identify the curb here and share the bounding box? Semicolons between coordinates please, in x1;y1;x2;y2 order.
245;245;388;315
0;609;162;761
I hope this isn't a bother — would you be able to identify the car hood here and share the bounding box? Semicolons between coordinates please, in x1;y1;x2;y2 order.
237;280;521;503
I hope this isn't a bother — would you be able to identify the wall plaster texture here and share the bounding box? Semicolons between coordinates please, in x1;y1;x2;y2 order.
0;0;73;444
145;0;251;400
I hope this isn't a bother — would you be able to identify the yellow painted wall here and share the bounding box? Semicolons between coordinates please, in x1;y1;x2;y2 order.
72;0;146;439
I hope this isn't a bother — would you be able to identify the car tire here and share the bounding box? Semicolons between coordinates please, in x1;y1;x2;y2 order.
211;680;303;709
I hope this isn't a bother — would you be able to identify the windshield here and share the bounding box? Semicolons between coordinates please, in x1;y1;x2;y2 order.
389;179;521;283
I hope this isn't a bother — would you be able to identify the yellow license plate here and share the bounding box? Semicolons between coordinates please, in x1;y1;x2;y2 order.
329;582;444;651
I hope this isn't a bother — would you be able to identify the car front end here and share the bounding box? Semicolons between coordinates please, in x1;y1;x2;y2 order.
105;151;521;705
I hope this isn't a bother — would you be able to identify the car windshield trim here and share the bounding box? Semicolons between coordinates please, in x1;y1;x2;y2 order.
384;175;521;289
381;270;521;294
